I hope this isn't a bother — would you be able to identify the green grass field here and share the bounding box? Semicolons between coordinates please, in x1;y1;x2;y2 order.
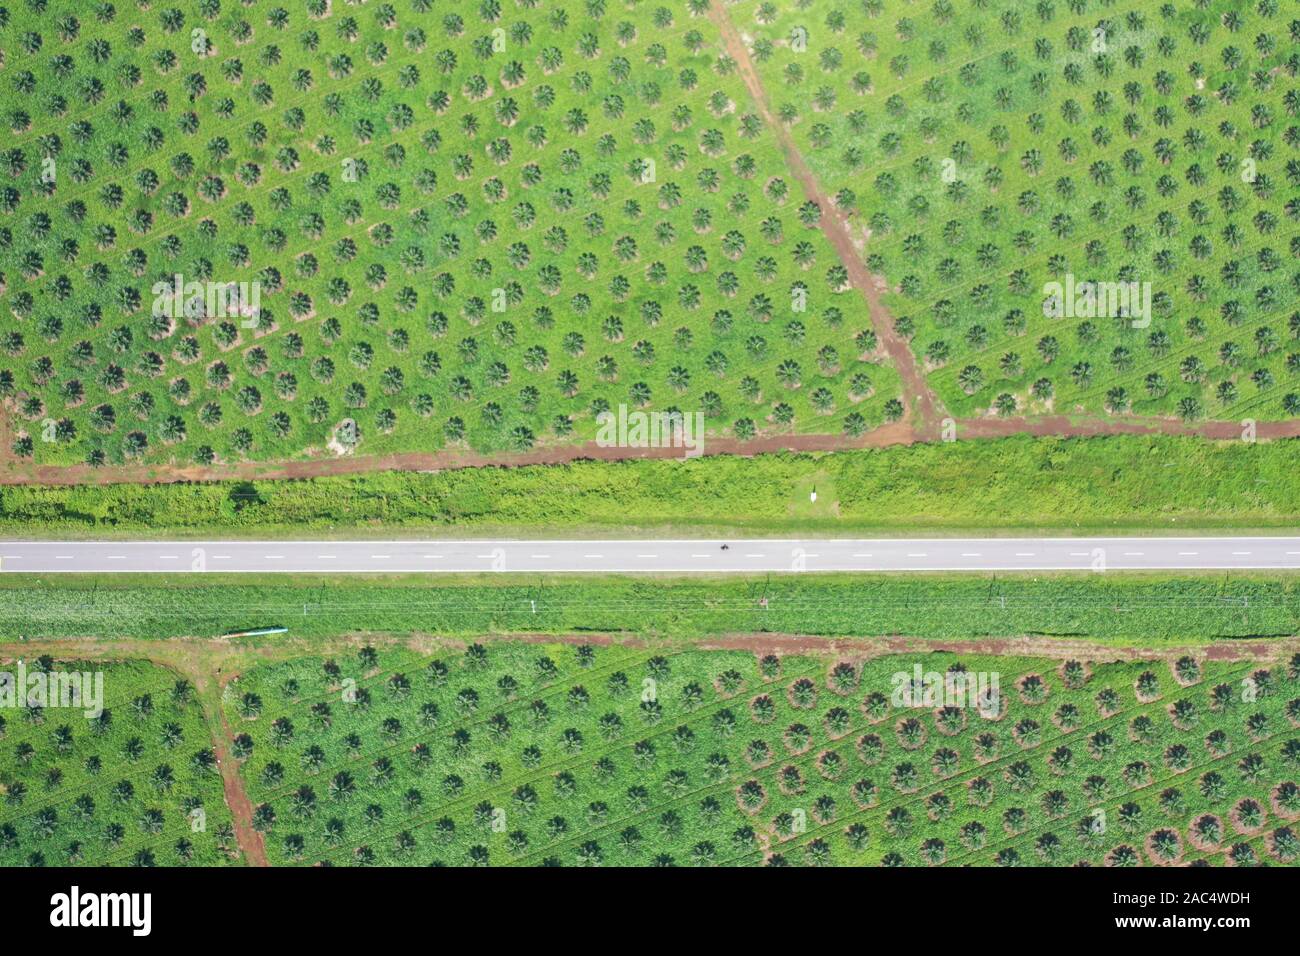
5;571;1300;640
4;434;1300;535
739;0;1299;420
223;641;1300;865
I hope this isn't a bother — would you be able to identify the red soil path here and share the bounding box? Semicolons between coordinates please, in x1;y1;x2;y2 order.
707;2;943;433
210;669;270;867
6;400;1300;490
961;414;1300;441
5;402;1297;489
698;632;1297;663
0;419;918;486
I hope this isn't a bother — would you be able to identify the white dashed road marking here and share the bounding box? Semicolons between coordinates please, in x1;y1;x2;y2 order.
4;538;1300;573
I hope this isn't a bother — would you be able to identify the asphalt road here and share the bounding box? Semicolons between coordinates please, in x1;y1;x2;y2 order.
2;537;1300;573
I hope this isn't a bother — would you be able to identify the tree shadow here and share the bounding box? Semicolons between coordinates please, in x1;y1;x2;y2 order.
229;481;264;512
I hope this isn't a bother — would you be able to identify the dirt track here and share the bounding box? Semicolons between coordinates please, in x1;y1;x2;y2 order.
960;415;1300;441
0;419;919;486
700;632;1299;663
6;402;1299;488
205;666;269;867
707;2;943;433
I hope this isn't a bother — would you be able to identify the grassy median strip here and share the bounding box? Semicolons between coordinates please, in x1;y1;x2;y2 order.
3;435;1300;537
3;572;1299;641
